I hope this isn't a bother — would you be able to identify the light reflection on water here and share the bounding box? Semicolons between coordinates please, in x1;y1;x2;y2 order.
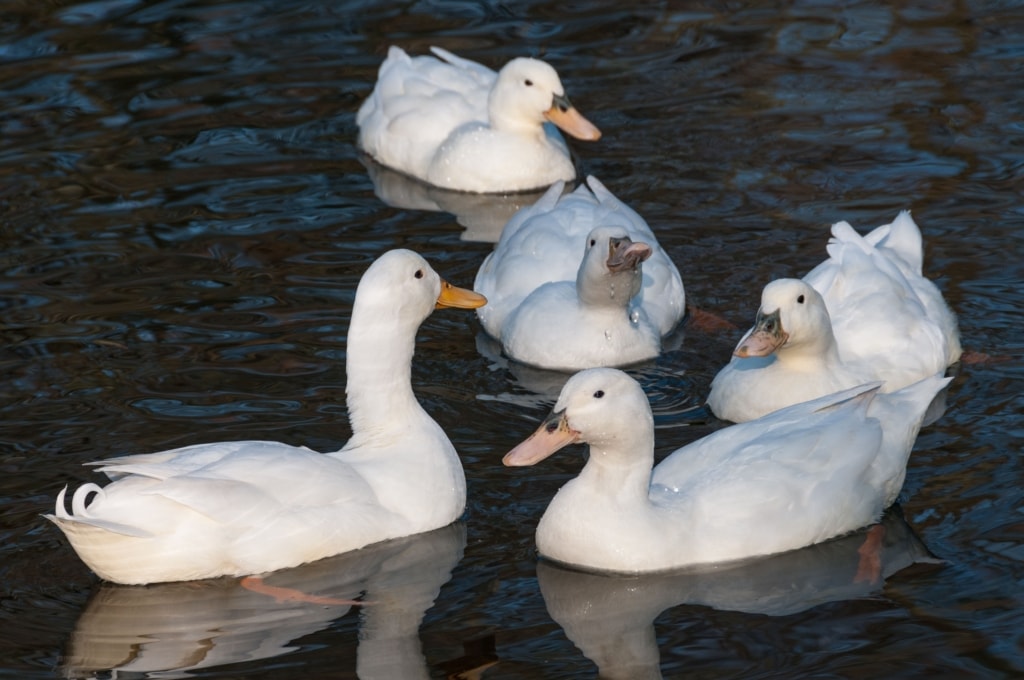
1;1;1022;678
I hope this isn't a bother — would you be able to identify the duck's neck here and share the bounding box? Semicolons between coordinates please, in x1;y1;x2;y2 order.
777;327;844;372
487;91;545;136
490;112;546;137
345;305;424;438
578;437;656;506
578;271;639;311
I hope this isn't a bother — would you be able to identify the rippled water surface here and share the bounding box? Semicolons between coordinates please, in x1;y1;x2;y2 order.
2;1;1022;678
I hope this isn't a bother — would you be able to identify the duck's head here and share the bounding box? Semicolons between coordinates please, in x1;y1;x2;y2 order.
504;368;651;466
490;57;601;141
356;250;486;327
576;226;651;308
735;278;832;358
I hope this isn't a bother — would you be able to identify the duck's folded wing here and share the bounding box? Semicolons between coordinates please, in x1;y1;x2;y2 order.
430;46;496;82
653;384;884;492
88;441;319;480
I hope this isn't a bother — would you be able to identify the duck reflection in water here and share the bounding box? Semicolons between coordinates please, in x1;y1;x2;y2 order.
61;524;491;679
360;155;560;244
536;507;939;680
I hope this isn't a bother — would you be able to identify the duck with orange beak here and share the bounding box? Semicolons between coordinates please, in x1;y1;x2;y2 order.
358;46;601;193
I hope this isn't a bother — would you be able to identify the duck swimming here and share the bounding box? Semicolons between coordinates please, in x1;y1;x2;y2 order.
499;226;661;371
475;176;684;340
357;46;601;193
47;250;486;585
505;367;948;574
707;278;877;422
709;211;959;422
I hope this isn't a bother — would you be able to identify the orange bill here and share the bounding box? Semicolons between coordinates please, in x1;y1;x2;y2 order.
545;93;602;141
503;409;580;467
436;280;487;310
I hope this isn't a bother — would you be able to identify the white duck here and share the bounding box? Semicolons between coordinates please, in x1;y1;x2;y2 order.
500;226;661;371
357;46;601;193
46;250;486;585
505;367;949;574
475;176;685;339
709;212;960;423
707;278;879;422
805;210;962;379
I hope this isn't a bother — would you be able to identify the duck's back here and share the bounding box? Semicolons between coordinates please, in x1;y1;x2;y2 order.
651;386;887;564
869;212;962;364
357;46;494;179
474;182;577;336
805;218;955;387
48;441;414;584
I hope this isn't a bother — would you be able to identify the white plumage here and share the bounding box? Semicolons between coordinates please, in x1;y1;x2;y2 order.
708;211;960;422
805;210;962;375
475;176;685;341
47;250;485;584
506;368;948;574
499;226;662;371
357;46;600;193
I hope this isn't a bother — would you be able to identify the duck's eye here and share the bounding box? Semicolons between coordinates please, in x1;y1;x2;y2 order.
524;79;533;87
414;269;424;279
593;390;605;399
797;294;805;304
589;238;596;247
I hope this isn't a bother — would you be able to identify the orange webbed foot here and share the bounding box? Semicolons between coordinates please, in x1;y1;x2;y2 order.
241;575;371;606
853;524;886;585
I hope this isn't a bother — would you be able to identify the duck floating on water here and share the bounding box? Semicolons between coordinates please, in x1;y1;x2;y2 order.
499;226;661;371
506;367;949;574
709;211;959;422
47;250;485;585
475;176;685;340
708;278;877;422
357;46;600;193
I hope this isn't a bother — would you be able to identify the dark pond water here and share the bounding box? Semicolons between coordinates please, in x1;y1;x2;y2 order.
1;1;1022;677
